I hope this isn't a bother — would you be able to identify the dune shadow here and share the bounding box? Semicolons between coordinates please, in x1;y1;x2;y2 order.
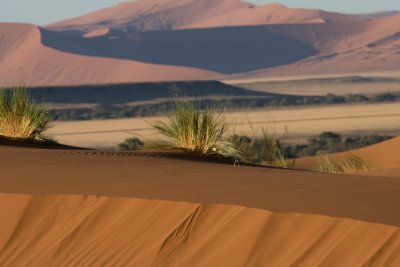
40;26;318;74
27;81;274;104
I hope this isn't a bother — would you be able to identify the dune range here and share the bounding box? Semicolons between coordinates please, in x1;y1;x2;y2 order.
0;143;400;266
1;0;400;86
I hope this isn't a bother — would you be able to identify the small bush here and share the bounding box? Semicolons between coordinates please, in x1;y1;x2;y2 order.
152;100;240;158
312;155;372;174
118;137;144;151
0;87;51;139
231;129;294;168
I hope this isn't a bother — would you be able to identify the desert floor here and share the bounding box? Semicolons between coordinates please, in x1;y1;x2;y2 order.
48;102;400;149
224;71;400;96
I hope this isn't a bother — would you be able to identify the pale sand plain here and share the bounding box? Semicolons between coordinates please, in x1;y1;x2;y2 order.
47;102;400;148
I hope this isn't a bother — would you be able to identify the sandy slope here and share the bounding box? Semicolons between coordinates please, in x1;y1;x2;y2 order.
185;3;366;29
48;0;251;33
295;136;400;171
0;23;219;86
48;0;369;33
233;14;400;79
1;144;400;265
1;145;400;226
0;194;399;266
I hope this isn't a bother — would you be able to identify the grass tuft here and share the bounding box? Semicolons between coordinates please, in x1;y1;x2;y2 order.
0;87;51;140
152;100;240;159
312;155;372;174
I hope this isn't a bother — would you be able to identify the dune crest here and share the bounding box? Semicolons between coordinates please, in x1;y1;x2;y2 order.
0;23;219;86
0;194;399;266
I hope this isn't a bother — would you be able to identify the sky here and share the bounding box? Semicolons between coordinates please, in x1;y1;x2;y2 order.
1;0;399;25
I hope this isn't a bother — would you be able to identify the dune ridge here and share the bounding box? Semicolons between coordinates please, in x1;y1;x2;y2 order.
0;23;219;87
1;145;400;226
1;1;400;85
0;194;399;266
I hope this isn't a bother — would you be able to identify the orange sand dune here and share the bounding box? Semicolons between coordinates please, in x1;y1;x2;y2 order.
0;23;219;87
48;0;251;33
185;3;366;29
0;194;399;266
362;168;400;177
231;14;400;79
295;136;400;171
1;145;400;226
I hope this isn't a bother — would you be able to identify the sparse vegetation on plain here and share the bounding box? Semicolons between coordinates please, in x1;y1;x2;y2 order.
151;100;240;159
312;155;372;174
0;87;51;140
231;128;294;168
118;137;144;151
48;91;400;121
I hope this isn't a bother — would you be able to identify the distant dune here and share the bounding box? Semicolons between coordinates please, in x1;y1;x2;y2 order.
1;0;399;85
0;23;219;86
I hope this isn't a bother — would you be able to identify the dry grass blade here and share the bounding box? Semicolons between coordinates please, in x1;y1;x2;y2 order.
312;155;372;174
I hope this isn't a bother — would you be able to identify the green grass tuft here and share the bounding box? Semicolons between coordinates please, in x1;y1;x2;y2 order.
0;87;51;140
152;100;240;159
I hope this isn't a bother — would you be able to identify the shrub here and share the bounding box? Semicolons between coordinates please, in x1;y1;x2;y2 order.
118;137;144;151
152;100;240;158
0;87;51;139
312;155;372;174
231;129;294;168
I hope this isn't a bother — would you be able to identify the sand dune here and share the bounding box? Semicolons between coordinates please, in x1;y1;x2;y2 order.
0;143;400;266
295;136;400;171
0;194;399;266
48;0;251;33
362;168;400;177
1;1;399;84
1;145;400;226
0;23;219;87
185;3;366;29
233;14;400;79
40;24;317;74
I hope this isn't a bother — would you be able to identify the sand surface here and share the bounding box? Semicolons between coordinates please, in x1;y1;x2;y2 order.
0;193;399;267
1;145;400;227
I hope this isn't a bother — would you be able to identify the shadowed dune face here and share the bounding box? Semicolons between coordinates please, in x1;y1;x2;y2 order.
40;26;317;74
0;194;399;266
0;23;220;86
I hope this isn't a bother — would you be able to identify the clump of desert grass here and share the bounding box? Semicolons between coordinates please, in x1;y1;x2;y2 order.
0;87;51;140
231;127;295;168
152;100;240;159
312;155;372;174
